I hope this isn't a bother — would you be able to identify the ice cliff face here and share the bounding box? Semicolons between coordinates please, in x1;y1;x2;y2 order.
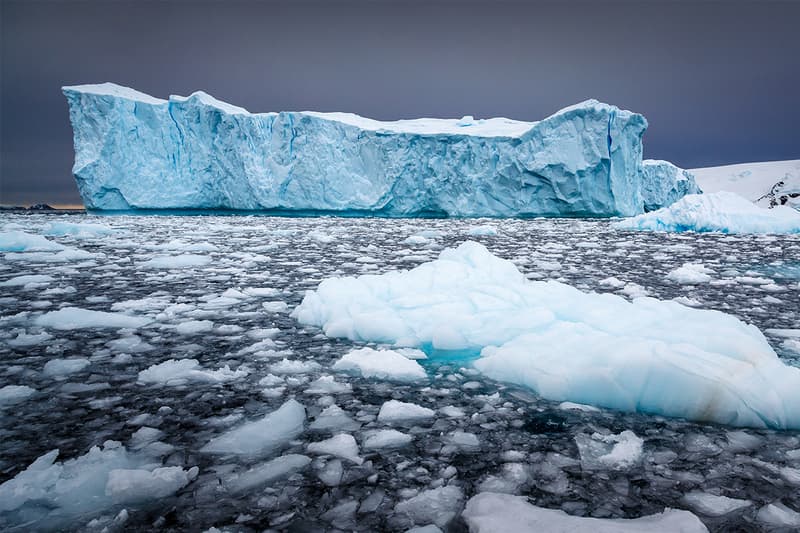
641;160;702;212
63;83;694;216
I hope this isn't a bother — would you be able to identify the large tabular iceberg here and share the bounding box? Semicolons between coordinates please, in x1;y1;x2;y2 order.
615;191;800;234
293;241;800;429
63;83;696;217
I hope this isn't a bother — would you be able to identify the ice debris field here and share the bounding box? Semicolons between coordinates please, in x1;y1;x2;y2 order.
1;213;800;531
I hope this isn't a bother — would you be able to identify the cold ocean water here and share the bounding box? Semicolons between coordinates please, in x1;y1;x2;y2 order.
1;212;799;532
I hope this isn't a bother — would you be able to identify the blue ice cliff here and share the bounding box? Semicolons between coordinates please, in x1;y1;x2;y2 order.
62;83;698;216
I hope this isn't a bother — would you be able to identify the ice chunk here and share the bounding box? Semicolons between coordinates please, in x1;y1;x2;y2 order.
305;375;353;395
295;241;800;429
682;491;751;516
105;466;198;503
575;431;643;470
306;433;363;464
138;358;248;386
757;503;800;528
377;400;435;422
0;384;36;406
309;404;360;432
225;454;311;494
666;263;713;284
43;358;90;377
35;307;152;329
200;399;306;457
363;429;413;450
332;347;427;382
7;331;53;347
462;492;708;532
44;221;116;238
139;254;211;269
175;320;214;335
0;274;54;287
269;358;321;374
394;485;464;528
615;192;800;234
0;231;65;252
0;441;195;529
63;84;684;217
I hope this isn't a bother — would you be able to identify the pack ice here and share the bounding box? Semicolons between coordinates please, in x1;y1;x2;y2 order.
63;83;697;217
616;191;800;234
293;241;800;429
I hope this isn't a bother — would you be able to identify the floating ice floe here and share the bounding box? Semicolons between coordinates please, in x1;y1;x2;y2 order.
138;358;248;386
575;430;643;470
200;399;305;457
44;221;117;238
0;384;36;406
362;429;413;450
0;231;65;252
332;347;427;382
377;400;435;422
615;192;800;234
462;492;708;532
35;307;152;330
294;241;800;429
139;254;211;269
0;441;197;529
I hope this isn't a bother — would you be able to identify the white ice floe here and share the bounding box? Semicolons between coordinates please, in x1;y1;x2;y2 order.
0;231;65;252
43;358;91;377
394;485;464;528
757;503;800;528
35;307;152;330
666;263;713;284
462;492;708;532
362;429;413;450
7;331;53;347
467;225;498;236
0;274;54;287
615;192;800;234
310;404;360;432
306;433;363;464
200;399;305;457
294;241;800;429
305;376;353;395
175;320;214;335
682;491;752;517
269;358;321;374
332;347;427;382
44;222;117;238
224;454;311;494
377;400;435;422
138;359;248;386
0;441;196;528
0;384;36;406
139;254;211;269
575;431;643;470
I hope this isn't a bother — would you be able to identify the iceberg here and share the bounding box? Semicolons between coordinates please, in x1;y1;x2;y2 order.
615;191;800;234
640;159;702;212
63;83;695;217
293;241;800;429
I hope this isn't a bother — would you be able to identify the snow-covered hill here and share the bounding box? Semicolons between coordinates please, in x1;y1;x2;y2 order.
691;160;800;210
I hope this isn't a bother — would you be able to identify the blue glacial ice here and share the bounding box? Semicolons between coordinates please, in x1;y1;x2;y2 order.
63;83;697;217
293;241;800;429
615;191;800;234
640;159;701;212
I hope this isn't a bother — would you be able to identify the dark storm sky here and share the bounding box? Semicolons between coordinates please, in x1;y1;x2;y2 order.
1;0;798;206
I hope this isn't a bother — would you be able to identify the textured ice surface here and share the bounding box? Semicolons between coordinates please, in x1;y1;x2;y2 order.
2;212;800;531
463;492;708;532
64;83;697;217
200;399;306;456
333;347;427;382
616;192;800;234
641;160;702;212
295;240;800;428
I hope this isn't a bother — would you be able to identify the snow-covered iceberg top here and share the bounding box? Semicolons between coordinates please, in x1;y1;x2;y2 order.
63;83;695;216
293;241;800;429
615;191;800;234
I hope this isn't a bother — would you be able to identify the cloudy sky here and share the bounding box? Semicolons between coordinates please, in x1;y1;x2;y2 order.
1;0;798;206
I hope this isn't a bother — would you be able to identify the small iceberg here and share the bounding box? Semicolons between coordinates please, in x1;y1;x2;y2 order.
614;191;800;234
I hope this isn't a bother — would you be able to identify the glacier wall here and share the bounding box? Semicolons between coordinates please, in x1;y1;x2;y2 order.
63;83;694;217
641;159;702;212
